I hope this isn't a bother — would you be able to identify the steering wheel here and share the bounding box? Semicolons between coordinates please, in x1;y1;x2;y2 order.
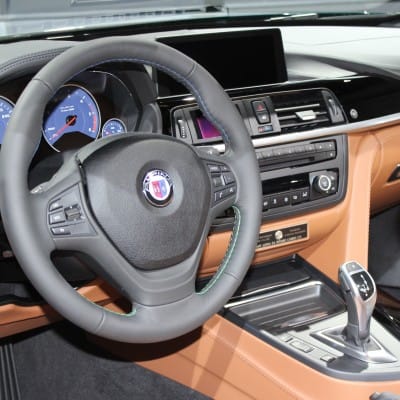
0;37;262;343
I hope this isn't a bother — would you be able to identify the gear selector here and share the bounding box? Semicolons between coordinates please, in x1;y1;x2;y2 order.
313;261;397;363
339;261;376;348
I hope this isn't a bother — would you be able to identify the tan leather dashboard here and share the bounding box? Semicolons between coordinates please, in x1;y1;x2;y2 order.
0;124;399;340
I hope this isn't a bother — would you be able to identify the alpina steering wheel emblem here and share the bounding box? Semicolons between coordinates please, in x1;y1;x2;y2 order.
142;169;173;207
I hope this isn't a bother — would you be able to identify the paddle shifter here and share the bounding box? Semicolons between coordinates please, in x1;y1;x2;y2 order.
338;261;377;349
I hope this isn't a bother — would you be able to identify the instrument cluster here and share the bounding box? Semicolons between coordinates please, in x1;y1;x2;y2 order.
0;70;140;153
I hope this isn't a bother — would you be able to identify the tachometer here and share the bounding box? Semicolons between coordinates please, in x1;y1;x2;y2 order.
101;118;126;137
43;84;100;152
0;96;14;145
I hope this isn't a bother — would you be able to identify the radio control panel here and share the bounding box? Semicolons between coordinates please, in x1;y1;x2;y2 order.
257;135;347;221
210;134;347;228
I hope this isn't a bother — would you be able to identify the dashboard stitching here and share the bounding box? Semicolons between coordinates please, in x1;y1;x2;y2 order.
0;48;70;77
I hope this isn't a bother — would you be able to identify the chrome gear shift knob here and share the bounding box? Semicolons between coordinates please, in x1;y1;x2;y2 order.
339;261;377;347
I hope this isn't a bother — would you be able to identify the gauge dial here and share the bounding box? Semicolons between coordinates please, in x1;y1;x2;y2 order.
101;118;127;137
0;96;14;145
43;84;100;152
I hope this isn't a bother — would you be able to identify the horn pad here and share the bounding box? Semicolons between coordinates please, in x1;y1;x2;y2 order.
81;135;211;270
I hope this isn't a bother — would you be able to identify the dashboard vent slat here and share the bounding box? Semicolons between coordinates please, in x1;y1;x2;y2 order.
271;89;344;134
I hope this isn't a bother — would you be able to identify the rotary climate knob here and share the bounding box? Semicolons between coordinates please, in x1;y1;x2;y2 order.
313;174;332;194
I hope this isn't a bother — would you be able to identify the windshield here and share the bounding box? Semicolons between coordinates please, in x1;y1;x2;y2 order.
1;0;400;39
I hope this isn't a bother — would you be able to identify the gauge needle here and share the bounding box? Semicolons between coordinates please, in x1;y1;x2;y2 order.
52;115;77;140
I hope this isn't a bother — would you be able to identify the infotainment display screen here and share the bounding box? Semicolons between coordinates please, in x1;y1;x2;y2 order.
196;116;221;139
157;29;287;96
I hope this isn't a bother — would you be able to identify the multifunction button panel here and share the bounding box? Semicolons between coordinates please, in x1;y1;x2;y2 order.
207;162;237;204
47;185;95;237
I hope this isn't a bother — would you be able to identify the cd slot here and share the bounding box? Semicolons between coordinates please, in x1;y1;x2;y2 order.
262;174;308;195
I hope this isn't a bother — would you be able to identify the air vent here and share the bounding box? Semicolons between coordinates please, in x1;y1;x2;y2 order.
272;89;345;134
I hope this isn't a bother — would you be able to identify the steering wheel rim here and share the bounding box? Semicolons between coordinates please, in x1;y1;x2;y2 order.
0;37;262;343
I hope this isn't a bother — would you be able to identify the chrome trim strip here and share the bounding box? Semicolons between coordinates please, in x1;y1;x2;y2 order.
211;112;400;153
224;280;324;308
275;103;321;112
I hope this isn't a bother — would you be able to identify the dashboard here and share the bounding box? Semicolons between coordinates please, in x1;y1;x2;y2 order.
0;21;400;400
0;24;400;328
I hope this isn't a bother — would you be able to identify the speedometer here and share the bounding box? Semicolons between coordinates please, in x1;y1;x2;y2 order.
0;96;14;145
43;84;100;152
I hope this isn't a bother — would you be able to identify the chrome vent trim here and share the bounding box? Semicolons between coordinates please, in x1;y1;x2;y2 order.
272;90;335;134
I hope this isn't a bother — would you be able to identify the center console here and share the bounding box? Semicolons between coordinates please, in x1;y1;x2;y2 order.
216;257;400;381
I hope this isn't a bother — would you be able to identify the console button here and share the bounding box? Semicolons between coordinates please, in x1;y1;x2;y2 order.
326;141;335;150
299;188;310;201
49;211;66;225
212;176;224;187
280;148;290;156
278;193;291;206
257;125;273;134
294;145;305;154
51;226;70;236
214;190;225;202
327;151;336;159
287;147;295;155
290;340;314;353
314;143;325;151
207;164;220;173
222;172;235;185
278;333;292;343
256;111;270;124
252;100;267;113
320;354;336;363
263;149;274;159
262;197;270;210
226;185;236;196
220;164;230;172
317;142;335;151
291;191;302;204
177;118;187;139
273;148;284;157
270;195;280;208
305;144;315;152
49;199;63;212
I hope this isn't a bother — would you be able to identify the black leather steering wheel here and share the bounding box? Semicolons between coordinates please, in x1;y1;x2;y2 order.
0;37;262;343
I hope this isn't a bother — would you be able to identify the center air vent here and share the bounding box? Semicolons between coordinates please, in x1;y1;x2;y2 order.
271;89;345;134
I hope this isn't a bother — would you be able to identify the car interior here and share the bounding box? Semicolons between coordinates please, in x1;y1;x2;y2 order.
1;1;400;399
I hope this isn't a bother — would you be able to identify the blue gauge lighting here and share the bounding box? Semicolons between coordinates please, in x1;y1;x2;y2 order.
43;85;100;151
102;118;126;137
0;97;14;144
